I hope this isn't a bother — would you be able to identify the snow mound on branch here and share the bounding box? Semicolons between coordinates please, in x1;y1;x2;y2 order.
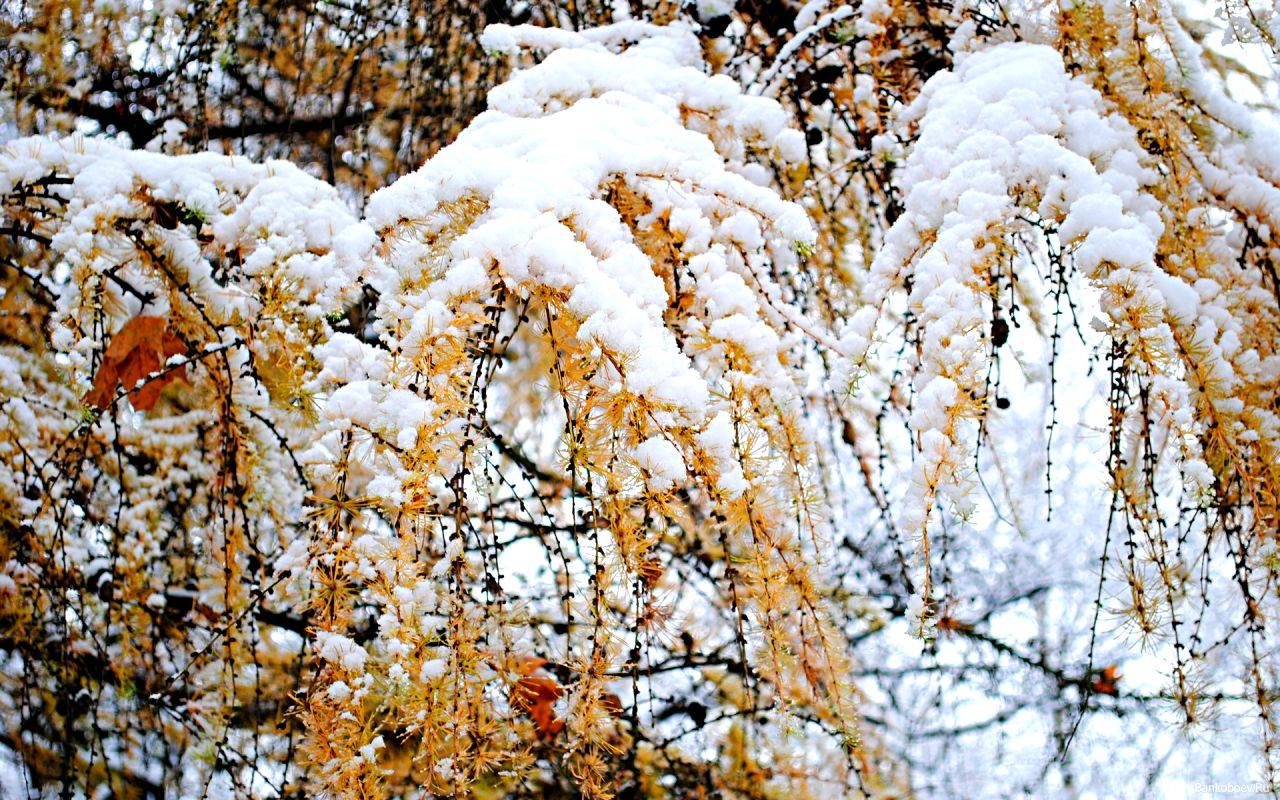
858;42;1210;635
332;21;823;503
0;137;379;322
0;135;386;533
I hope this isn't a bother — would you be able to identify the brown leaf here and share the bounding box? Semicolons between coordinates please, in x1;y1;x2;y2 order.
935;615;974;636
85;315;189;412
1091;665;1122;696
511;674;565;739
638;557;665;590
151;201;184;230
600;692;625;718
513;655;548;677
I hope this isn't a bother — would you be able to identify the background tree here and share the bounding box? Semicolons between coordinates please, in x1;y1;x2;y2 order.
0;1;1278;798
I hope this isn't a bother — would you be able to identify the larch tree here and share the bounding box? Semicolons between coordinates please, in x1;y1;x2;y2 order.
0;1;1277;798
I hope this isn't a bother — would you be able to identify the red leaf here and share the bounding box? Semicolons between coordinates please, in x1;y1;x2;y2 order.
935;615;974;636
1092;665;1122;696
513;655;548;676
85;315;189;412
600;692;625;718
638;557;665;590
511;674;565;739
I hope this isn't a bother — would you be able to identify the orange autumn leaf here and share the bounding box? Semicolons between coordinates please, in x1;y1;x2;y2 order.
638;557;665;590
513;655;549;676
85;315;189;412
1092;665;1122;696
935;615;974;636
511;674;565;739
600;692;625;718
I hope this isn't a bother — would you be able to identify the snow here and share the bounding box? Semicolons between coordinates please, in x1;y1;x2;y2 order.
634;436;687;490
316;631;369;672
852;41;1211;631
420;658;448;682
3;8;1278;798
312;19;830;507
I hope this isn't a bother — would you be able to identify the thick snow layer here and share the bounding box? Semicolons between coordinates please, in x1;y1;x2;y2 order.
856;42;1219;633
333;21;828;504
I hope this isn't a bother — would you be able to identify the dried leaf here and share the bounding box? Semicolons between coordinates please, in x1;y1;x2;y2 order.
511;674;565;739
85;315;189;412
513;655;548;676
638;557;665;590
1092;665;1122;696
600;692;625;718
935;615;974;636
